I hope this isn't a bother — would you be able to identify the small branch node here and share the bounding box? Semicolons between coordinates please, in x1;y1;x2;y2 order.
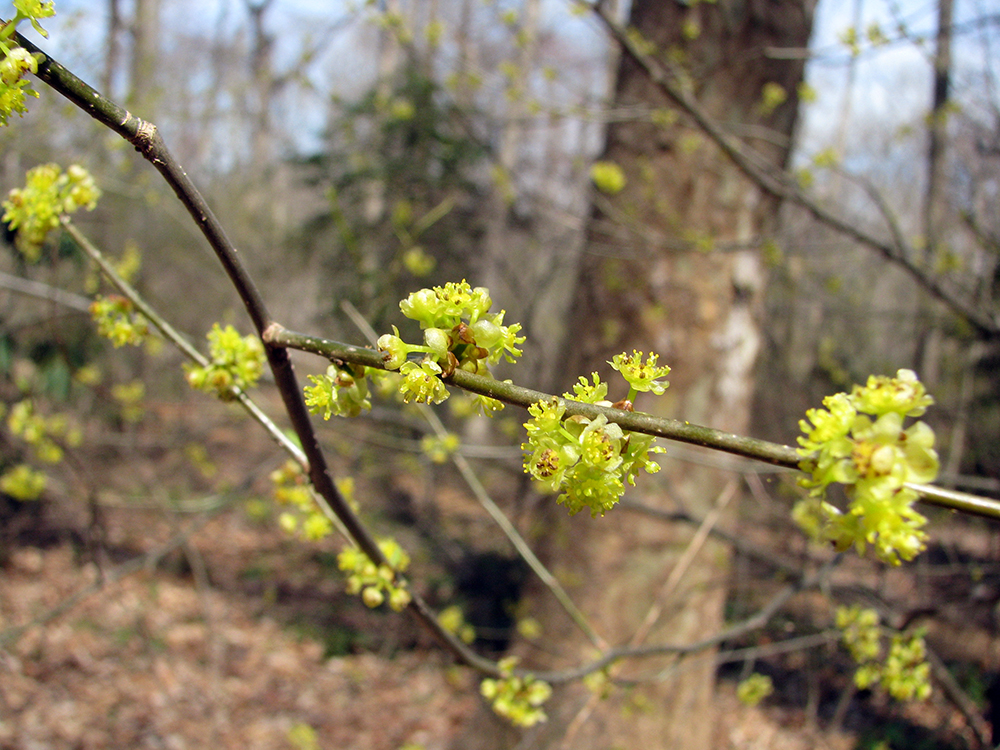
262;322;284;344
133;119;157;154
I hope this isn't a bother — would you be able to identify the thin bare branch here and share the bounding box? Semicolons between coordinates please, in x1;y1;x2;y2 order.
581;1;1000;339
20;32;502;678
341;301;607;651
0;270;92;312
534;555;842;684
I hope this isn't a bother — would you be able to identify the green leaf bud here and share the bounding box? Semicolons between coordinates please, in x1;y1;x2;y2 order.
377;329;410;370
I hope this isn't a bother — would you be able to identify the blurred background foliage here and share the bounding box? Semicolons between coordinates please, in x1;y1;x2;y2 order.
1;0;1000;748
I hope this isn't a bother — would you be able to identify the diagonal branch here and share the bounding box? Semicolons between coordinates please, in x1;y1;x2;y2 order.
18;30;501;678
582;1;1000;339
61;218;307;466
533;555;843;684
16;25;1000;695
263;324;1000;522
341;302;607;651
0;269;93;312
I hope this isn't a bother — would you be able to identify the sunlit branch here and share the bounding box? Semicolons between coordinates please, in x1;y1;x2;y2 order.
264;324;1000;522
60;218;307;466
19;31;503;678
17;19;1000;699
341;301;608;651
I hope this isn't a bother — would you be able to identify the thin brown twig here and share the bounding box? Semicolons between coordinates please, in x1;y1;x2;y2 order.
925;644;993;747
341;301;607;651
531;555;842;684
17;25;1000;703
559;481;738;748
630;480;738;647
18;31;501;678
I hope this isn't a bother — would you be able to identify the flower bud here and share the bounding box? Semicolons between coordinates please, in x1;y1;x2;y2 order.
400;288;438;322
362;586;385;608
869;444;896;476
423;327;450;356
388;587;412;611
469;287;492;316
470;318;501;349
377;334;408;370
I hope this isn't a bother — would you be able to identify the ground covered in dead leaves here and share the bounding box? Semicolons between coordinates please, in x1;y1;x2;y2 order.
1;517;477;750
0;404;995;749
0;505;865;750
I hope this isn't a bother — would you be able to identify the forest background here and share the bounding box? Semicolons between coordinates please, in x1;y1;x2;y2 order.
1;0;1000;748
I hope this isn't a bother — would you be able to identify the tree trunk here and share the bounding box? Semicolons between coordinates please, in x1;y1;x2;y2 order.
923;0;953;264
102;0;124;99
465;2;816;748
915;0;954;389
128;0;160;113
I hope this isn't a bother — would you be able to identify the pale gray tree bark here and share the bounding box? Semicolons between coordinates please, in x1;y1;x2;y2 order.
915;0;954;390
128;0;160;113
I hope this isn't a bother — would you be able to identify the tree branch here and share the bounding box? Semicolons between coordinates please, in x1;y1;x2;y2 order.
340;302;607;651
19;31;501;679
581;1;1000;339
0;269;93;312
61;218;306;466
17;25;1000;700
263;324;1000;522
534;555;842;684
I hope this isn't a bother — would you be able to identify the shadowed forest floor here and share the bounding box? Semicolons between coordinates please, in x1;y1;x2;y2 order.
0;527;853;750
0;398;997;749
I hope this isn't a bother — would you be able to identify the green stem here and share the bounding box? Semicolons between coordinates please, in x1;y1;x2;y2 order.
340;302;607;651
264;324;1000;522
0;15;26;43
19;35;497;675
65;219;364;546
61;217;306;467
